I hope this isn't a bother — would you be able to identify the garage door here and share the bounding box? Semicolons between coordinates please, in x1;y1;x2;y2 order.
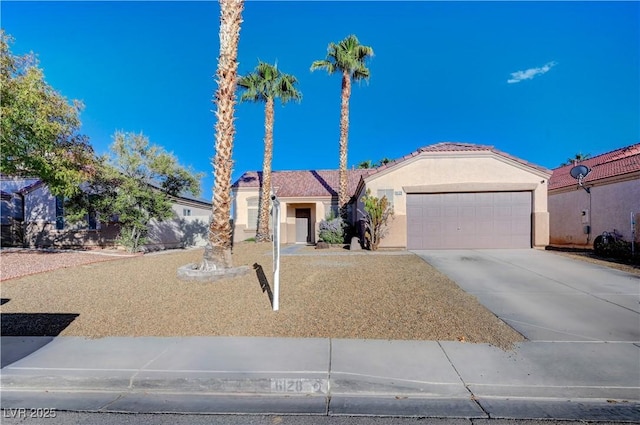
407;192;532;249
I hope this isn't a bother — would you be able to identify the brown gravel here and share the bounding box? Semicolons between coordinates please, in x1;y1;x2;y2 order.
0;248;139;281
0;243;524;349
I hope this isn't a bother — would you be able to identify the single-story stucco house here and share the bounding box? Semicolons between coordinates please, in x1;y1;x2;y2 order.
232;142;552;249
0;175;212;250
548;143;640;249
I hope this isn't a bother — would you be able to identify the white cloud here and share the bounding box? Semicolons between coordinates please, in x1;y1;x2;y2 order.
507;61;557;84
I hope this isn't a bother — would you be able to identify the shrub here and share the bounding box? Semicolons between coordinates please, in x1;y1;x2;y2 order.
116;224;148;252
594;235;634;260
360;189;394;251
318;215;345;244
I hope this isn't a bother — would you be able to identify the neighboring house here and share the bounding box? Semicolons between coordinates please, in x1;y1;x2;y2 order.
0;175;211;250
146;194;211;250
548;143;640;249
232;142;552;249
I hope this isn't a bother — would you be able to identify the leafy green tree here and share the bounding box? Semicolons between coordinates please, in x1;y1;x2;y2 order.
238;60;301;243
67;132;201;252
311;34;374;219
0;30;94;197
360;189;393;251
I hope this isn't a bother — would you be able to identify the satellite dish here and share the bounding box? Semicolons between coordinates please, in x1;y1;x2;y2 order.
569;164;591;179
569;164;591;193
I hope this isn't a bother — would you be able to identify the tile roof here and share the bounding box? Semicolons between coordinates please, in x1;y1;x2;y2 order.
369;142;552;176
548;143;640;190
232;169;373;198
233;142;553;199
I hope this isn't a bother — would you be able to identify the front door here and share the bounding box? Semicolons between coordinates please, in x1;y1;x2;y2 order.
295;208;311;243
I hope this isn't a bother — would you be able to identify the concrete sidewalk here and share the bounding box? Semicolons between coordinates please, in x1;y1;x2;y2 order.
1;336;638;420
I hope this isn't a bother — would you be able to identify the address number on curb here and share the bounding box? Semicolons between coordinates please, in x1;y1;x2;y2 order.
270;378;327;394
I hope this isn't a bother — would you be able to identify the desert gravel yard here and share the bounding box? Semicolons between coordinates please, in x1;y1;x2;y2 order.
0;243;524;349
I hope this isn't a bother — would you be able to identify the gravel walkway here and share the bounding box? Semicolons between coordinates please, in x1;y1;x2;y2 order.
1;243;524;349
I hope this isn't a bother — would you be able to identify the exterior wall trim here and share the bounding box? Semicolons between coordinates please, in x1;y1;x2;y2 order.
403;182;539;194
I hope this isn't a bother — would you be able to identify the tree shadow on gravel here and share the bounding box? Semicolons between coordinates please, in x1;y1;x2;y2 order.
1;313;79;368
253;263;273;307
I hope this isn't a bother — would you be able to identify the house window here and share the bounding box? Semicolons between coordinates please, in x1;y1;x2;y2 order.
87;195;99;230
247;197;258;229
183;208;191;217
88;210;99;230
55;196;64;230
377;189;394;207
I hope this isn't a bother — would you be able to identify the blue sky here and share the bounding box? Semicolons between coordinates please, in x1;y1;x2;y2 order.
2;1;638;201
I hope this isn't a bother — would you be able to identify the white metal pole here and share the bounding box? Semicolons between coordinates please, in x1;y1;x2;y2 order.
271;195;281;311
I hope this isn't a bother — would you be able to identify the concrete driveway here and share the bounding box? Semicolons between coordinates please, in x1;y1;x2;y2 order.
412;249;640;342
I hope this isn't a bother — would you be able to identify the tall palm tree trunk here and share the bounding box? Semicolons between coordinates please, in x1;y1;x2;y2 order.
202;0;244;270
256;97;274;242
338;71;351;220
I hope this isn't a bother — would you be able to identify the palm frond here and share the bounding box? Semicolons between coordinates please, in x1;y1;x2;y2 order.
310;59;335;74
311;34;373;79
239;60;301;104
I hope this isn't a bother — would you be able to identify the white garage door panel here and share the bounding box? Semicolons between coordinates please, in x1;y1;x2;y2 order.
407;192;532;249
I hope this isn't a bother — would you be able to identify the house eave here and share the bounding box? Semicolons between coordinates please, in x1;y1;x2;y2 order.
549;170;640;195
364;150;551;184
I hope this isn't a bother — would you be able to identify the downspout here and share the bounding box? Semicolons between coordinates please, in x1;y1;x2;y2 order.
587;188;592;245
18;192;25;247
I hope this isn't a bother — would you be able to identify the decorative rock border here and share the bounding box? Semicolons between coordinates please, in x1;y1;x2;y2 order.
177;263;252;282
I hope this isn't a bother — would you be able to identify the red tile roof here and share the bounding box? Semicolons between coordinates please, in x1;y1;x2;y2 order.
549;143;640;190
234;143;553;199
232;169;373;198
369;142;552;176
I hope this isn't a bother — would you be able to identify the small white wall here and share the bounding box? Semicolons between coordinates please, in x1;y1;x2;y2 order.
25;185;57;223
171;203;211;217
146;215;210;251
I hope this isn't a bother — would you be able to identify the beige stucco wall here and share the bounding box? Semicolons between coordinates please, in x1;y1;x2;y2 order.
232;188;258;242
232;187;334;244
356;152;551;248
549;174;640;248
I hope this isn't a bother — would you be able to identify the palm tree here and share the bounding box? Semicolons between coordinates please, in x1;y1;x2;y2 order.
357;159;373;169
311;34;374;219
562;152;591;167
238;61;301;242
201;0;244;271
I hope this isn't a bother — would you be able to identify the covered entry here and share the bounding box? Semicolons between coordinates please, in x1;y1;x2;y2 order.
407;191;532;249
295;208;311;243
